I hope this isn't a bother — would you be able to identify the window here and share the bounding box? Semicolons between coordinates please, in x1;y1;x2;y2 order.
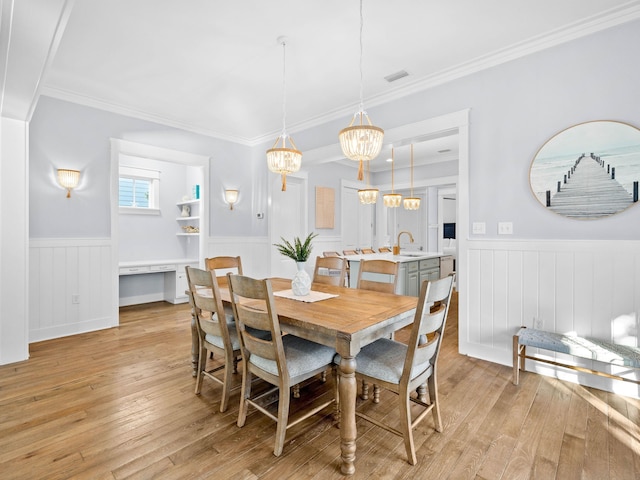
119;166;160;214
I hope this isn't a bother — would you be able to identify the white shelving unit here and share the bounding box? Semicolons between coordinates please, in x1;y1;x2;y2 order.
176;199;200;236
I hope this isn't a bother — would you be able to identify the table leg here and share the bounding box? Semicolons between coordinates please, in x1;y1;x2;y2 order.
339;355;357;475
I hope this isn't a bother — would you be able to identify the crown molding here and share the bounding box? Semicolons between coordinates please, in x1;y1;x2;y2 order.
39;3;640;147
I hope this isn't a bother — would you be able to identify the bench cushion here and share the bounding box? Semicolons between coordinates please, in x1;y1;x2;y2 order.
516;327;640;369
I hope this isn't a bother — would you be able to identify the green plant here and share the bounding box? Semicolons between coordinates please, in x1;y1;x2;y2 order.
273;232;318;262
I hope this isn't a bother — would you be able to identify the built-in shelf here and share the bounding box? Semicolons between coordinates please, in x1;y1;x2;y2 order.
177;199;200;237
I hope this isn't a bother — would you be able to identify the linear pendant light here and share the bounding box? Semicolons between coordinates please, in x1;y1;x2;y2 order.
267;37;301;191
383;147;402;207
403;144;420;210
339;0;384;181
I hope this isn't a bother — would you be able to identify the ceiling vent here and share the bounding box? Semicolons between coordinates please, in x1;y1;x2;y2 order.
384;70;409;83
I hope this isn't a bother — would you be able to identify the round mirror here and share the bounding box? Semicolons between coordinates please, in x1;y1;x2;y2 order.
529;120;640;219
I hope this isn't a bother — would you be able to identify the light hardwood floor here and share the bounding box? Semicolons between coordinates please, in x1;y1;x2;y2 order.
1;293;639;479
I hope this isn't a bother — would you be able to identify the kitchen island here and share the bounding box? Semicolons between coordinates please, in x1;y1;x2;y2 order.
343;252;453;297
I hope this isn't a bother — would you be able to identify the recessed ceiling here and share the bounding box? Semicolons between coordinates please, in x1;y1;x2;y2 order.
41;0;639;155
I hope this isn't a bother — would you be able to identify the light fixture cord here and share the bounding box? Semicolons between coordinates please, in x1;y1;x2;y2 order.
358;0;364;115
281;40;288;139
391;147;395;193
410;144;414;196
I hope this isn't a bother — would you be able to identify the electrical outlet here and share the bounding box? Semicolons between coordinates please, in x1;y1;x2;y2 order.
72;294;80;304
498;222;513;235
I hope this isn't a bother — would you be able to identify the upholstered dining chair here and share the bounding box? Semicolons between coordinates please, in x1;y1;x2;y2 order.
342;249;358;255
361;247;375;254
356;259;399;294
323;251;340;257
337;274;455;465
227;274;337;457
378;246;392;253
186;266;240;413
313;255;347;287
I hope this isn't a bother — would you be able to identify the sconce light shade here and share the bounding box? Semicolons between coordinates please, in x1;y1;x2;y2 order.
224;189;239;210
57;169;80;198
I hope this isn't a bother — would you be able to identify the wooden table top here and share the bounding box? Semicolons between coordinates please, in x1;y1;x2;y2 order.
216;276;418;356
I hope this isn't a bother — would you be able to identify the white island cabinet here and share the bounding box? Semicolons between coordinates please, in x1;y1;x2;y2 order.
343;252;453;297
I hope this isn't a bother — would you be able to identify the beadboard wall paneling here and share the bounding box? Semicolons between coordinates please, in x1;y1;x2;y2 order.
206;236;270;279
29;238;115;342
462;239;640;398
206;235;343;279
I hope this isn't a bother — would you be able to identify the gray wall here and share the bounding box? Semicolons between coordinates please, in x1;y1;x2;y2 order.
30;19;640;243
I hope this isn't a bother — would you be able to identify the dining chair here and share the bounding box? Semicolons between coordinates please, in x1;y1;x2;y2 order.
339;274;455;465
378;246;391;253
323;251;340;257
186;266;240;413
356;259;399;294
205;255;243;276
227;274;337;457
312;255;347;287
361;247;375;254
342;249;358;256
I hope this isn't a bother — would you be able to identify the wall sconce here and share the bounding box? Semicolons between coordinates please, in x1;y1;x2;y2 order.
57;169;80;198
224;189;239;210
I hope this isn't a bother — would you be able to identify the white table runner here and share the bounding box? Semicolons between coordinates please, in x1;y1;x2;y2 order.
274;289;338;303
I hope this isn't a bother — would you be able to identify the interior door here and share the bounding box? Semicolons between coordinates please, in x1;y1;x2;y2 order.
342;186;373;251
269;175;307;279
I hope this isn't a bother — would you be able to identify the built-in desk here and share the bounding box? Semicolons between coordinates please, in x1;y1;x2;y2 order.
343;252;452;297
119;259;198;306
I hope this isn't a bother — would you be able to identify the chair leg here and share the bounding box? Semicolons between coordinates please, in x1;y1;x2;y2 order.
373;384;381;404
400;389;417;465
273;385;291;456
219;353;234;413
292;384;300;398
333;365;340;423
427;374;442;432
237;365;252;428
194;345;207;394
233;355;239;374
361;379;369;400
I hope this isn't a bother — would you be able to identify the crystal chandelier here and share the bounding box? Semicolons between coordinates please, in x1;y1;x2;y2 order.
358;155;378;204
339;0;384;181
267;37;301;191
403;144;421;210
382;147;402;208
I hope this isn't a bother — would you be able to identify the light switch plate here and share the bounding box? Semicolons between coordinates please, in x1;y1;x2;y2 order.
472;222;486;234
498;222;513;234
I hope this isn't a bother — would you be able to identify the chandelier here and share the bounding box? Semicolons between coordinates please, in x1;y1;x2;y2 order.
403;144;421;210
358;155;378;204
267;37;301;191
339;0;384;181
382;147;402;208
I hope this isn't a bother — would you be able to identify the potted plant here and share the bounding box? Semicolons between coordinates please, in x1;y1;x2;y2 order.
273;232;318;295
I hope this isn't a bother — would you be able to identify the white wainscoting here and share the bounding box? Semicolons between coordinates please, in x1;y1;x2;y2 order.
29;238;116;342
461;238;640;398
206;236;271;279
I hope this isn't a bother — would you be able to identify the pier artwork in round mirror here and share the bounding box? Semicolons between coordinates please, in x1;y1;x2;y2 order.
529;120;640;219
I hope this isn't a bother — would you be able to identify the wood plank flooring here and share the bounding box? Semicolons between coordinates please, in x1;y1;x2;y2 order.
1;293;639;479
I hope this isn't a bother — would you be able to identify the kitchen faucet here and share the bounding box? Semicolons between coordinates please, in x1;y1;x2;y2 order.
393;231;414;255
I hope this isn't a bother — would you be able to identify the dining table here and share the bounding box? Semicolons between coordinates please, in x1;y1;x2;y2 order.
190;276;418;475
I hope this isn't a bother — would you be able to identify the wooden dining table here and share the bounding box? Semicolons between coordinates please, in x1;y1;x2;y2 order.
190;277;417;475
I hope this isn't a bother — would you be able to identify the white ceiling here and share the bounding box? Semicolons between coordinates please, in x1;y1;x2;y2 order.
37;0;640;169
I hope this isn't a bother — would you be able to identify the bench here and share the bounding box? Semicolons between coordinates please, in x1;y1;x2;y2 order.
513;326;640;386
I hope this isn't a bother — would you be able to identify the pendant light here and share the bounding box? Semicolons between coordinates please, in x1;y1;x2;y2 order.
358;154;378;204
339;0;384;181
267;37;301;191
403;144;420;210
382;147;402;207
